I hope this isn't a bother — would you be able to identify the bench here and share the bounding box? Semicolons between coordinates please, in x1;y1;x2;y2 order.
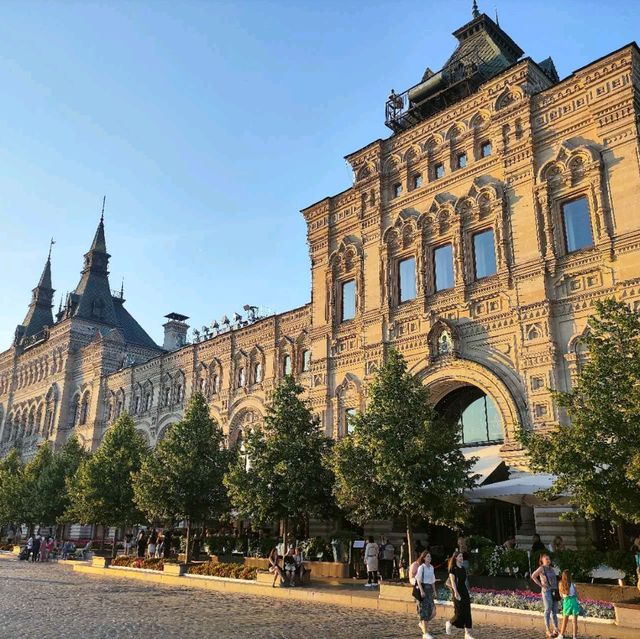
256;568;311;587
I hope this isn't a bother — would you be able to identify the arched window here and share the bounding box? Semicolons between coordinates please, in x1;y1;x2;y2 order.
238;367;246;388
199;376;207;394
211;374;219;394
174;383;182;404
283;355;292;376
69;395;80;427
133;394;141;414
79;392;90;425
301;350;311;372
163;386;171;406
144;389;153;411
254;362;263;384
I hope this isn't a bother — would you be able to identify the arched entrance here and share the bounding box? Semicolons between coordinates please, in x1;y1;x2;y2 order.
436;385;504;446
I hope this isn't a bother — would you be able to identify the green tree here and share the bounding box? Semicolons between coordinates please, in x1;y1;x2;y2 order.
330;349;476;561
0;449;28;529
519;299;640;529
133;393;230;562
224;376;335;545
65;413;147;557
24;437;88;530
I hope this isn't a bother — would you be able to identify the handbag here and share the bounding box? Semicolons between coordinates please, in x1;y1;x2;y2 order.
412;583;424;602
551;588;561;602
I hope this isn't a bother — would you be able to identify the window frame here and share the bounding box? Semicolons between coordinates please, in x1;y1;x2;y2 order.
480;141;492;158
560;196;594;254
392;182;403;198
434;162;445;180
340;278;357;322
456;152;468;169
472;228;498;281
412;173;423;189
433;242;455;292
397;255;417;304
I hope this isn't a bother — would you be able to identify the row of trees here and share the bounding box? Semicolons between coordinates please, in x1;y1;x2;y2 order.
0;350;475;563
3;300;635;561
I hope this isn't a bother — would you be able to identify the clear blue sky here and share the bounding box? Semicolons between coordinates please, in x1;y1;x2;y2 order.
0;0;637;346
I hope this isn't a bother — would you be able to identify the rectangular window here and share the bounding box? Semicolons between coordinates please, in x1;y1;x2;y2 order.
457;152;468;169
392;182;403;198
562;197;593;252
341;279;356;321
434;244;454;291
345;408;357;435
473;229;497;279
398;257;416;303
434;162;445;179
412;173;423;189
480;141;492;158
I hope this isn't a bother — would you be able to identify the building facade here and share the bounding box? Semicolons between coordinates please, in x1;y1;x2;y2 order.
2;7;640;546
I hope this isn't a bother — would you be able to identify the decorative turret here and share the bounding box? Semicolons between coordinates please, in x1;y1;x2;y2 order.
69;199;117;325
17;240;56;342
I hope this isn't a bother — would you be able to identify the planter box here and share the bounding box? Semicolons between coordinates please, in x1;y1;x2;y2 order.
614;601;640;628
577;583;638;604
244;557;347;579
379;582;414;603
91;556;111;568
256;569;311;587
164;563;187;576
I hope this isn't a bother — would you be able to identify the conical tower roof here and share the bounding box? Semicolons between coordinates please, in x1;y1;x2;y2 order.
20;245;55;339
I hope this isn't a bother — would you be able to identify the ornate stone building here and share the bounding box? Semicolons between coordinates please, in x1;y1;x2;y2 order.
2;6;640;545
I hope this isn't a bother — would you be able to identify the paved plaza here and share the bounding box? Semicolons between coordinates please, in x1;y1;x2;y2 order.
0;558;602;639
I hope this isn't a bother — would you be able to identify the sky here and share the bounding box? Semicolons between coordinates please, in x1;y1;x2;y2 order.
0;0;638;346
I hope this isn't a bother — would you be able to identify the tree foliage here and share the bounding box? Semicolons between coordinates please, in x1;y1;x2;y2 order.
133;393;230;526
330;349;476;555
224;376;335;532
519;299;640;524
0;449;28;526
65;413;147;530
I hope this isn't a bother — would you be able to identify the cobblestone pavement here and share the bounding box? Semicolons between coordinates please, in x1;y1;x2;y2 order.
0;558;600;639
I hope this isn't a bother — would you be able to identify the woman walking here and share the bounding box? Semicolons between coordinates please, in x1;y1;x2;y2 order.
445;551;474;639
363;536;379;587
136;529;147;559
531;552;560;638
558;570;581;639
415;551;437;639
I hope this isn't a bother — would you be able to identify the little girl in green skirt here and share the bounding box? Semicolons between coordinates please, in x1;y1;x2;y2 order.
558;569;581;639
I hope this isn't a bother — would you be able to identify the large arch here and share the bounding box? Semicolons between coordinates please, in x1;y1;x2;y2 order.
415;358;527;442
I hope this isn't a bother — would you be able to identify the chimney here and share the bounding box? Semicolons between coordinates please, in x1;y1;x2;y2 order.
163;313;189;351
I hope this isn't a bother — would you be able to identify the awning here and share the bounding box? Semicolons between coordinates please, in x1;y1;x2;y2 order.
464;444;507;486
465;472;568;506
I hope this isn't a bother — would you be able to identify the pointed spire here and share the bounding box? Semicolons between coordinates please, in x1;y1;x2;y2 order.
495;6;500;26
472;0;480;18
120;277;125;298
20;243;56;338
90;197;108;254
37;243;53;290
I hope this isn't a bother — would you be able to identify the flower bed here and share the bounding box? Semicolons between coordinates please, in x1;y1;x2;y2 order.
111;556;164;571
188;561;257;580
435;587;615;620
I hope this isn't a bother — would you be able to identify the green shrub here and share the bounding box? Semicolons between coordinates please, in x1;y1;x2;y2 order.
247;536;278;558
552;549;602;583
300;537;331;560
187;561;257;580
111;556;164;571
603;550;638;586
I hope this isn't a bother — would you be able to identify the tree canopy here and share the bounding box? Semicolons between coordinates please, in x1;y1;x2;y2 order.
65;413;147;533
330;349;476;557
224;375;335;536
0;448;28;527
133;393;230;528
519;298;640;524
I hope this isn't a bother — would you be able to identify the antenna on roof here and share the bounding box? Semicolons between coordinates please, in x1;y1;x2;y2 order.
100;195;106;223
472;0;480;18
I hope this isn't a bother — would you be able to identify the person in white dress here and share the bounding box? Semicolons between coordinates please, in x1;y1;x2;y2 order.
363;536;379;587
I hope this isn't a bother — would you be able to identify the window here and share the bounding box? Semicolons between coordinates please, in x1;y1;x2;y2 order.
164;387;171;406
473;229;497;279
283;355;292;376
398;257;416;302
392;182;403;198
199;377;206;394
456;152;468;169
434;244;454;291
211;375;219;393
562;197;593;252
174;384;183;403
238;367;246;388
412;173;423;189
254;362;263;383
145;392;152;411
302;350;311;372
434;162;445;179
341;279;356;321
480;141;492;158
345;408;357;435
133;395;140;414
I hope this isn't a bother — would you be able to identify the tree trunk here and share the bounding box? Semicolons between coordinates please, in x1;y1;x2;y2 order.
111;527;119;559
100;525;106;551
185;520;191;564
406;514;415;575
616;523;626;551
282;518;288;551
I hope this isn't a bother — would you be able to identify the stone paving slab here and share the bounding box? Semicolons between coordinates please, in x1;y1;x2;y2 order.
0;558;609;639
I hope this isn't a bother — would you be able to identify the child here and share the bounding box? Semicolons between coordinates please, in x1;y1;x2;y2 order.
283;547;297;586
558;569;580;639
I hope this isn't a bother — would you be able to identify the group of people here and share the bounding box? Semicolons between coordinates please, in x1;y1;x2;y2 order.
23;533;55;562
129;528;173;559
267;546;306;587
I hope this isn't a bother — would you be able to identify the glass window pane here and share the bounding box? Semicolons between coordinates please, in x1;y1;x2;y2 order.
460;396;486;445
345;408;357;434
473;229;497;279
481;141;492;157
457;153;467;168
302;350;311;372
562;197;593;252
434;244;454;291
283;355;292;375
435;163;444;179
485;396;503;442
398;257;416;302
393;183;403;198
341;280;356;321
413;173;423;189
